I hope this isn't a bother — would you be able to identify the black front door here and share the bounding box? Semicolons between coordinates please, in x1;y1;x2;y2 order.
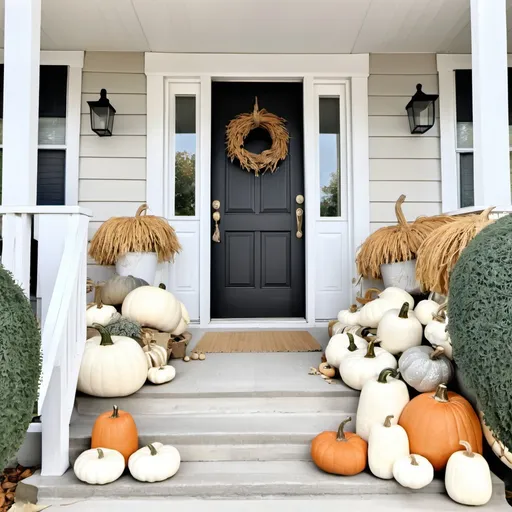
211;82;305;318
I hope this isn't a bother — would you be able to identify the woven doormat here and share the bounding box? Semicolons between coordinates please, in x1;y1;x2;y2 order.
194;331;322;353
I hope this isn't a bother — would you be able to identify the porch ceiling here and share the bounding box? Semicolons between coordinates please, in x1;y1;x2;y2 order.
0;0;512;54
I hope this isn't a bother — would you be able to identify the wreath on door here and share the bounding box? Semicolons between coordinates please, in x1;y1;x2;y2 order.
226;97;289;176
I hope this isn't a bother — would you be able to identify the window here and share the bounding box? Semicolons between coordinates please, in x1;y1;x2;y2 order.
319;97;341;217
0;65;68;205
454;69;512;207
174;96;196;216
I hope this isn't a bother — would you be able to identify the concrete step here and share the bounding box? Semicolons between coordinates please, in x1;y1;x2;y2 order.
69;412;357;463
20;461;506;503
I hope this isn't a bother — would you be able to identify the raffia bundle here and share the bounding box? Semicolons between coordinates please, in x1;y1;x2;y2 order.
356;195;455;280
89;204;181;265
416;207;495;295
226;97;289;176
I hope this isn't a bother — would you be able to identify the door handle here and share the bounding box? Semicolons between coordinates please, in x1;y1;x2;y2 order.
296;208;304;239
212;211;221;243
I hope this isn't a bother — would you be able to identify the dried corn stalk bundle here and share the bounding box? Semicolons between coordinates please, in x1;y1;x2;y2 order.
356;195;455;280
416;207;495;295
89;204;181;265
226;97;289;176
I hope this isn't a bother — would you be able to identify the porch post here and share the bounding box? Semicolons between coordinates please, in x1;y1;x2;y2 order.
470;0;511;206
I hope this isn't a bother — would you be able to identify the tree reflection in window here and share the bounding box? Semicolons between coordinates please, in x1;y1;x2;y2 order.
175;150;195;216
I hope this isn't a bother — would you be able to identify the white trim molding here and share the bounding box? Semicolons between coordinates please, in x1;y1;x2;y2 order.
145;53;370;327
437;53;512;211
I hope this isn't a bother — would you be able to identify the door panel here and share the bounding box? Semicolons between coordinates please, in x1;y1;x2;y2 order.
211;82;305;318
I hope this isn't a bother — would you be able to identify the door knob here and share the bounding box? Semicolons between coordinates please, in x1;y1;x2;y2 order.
296;208;304;239
296;194;304;205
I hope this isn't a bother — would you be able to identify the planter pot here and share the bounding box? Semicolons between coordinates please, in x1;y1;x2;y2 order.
116;252;158;284
380;259;421;294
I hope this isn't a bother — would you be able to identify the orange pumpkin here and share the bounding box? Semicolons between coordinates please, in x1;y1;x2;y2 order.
398;384;482;471
91;405;138;465
311;417;367;475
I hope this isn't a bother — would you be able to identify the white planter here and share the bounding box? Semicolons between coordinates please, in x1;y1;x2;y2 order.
116;252;158;284
380;259;421;294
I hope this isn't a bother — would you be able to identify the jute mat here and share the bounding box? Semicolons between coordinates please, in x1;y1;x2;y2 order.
194;331;322;353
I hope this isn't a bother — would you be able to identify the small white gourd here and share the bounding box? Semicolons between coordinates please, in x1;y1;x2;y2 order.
74;447;125;485
147;365;176;385
143;342;168;369
358;298;396;328
377;302;423;355
425;304;452;359
356;368;410;442
339;340;397;391
337;304;361;326
378;287;414;310
368;414;410;479
86;284;117;327
414;294;440;326
393;454;434;490
128;442;181;482
445;441;492;506
325;332;367;369
172;302;191;336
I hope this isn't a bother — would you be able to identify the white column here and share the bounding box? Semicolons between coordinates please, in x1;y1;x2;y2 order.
470;0;511;206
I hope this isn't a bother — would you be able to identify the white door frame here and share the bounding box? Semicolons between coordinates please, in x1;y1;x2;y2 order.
145;53;370;328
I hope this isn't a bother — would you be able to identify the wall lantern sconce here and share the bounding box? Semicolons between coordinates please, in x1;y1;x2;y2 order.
406;84;439;134
87;89;116;137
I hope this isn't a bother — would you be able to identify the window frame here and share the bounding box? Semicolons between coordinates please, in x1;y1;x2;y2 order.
0;50;84;205
437;54;512;211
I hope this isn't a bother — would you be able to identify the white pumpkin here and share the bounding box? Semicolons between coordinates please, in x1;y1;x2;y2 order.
325;332;367;369
378;287;414;310
445;441;492;506
399;346;453;392
377;302;423;355
368;415;410;479
74;448;125;485
337;304;360;326
128;442;181;482
143;342;168;369
171;302;191;336
78;325;148;397
414;297;440;326
122;284;182;333
480;412;512;469
356;367;410;442
358;298;396;328
339;341;397;391
147;365;176;385
86;304;118;328
393;454;434;490
425;316;452;359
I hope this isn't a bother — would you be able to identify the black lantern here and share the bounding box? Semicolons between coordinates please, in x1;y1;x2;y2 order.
405;84;438;134
87;89;116;136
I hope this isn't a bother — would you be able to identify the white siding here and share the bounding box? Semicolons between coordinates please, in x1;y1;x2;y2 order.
368;54;442;234
79;52;146;282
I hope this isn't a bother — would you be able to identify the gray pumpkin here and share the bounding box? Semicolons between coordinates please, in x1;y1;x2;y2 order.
100;275;149;305
398;345;453;393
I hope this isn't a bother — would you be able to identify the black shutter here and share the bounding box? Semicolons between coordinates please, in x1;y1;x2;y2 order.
36;150;65;205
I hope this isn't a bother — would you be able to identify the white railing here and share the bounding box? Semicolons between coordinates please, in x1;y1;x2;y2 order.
0;206;91;476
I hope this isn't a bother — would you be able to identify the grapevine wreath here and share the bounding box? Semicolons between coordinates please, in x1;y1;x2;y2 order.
226;97;289;176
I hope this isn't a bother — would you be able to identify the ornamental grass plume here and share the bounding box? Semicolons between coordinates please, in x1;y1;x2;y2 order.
89;204;181;266
416;207;495;295
356;195;455;280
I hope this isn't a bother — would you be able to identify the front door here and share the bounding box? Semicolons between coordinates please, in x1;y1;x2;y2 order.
211;82;305;318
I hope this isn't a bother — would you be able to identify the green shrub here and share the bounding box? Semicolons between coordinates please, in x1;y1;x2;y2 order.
0;265;41;471
448;214;512;450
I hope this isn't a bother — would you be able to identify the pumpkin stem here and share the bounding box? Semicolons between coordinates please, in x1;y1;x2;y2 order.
377;368;399;383
398;302;409;319
97;448;105;459
136;203;149;217
395;194;408;228
93;282;104;309
147;444;158;456
349;304;358;313
93;324;114;346
432;302;448;322
410;454;419;466
384;415;394;427
336;417;352;442
460;440;475;458
430;346;445;360
364;341;376;359
433;383;449;403
159;283;166;290
347;333;357;352
110;405;119;418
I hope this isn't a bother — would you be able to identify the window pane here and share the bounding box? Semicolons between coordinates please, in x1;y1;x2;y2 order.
37;150;65;205
459;153;474;208
175;96;196;216
38;118;66;145
319;97;341;217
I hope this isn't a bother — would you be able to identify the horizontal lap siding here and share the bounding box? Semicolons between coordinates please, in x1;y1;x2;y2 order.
368;54;441;234
79;52;147;281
